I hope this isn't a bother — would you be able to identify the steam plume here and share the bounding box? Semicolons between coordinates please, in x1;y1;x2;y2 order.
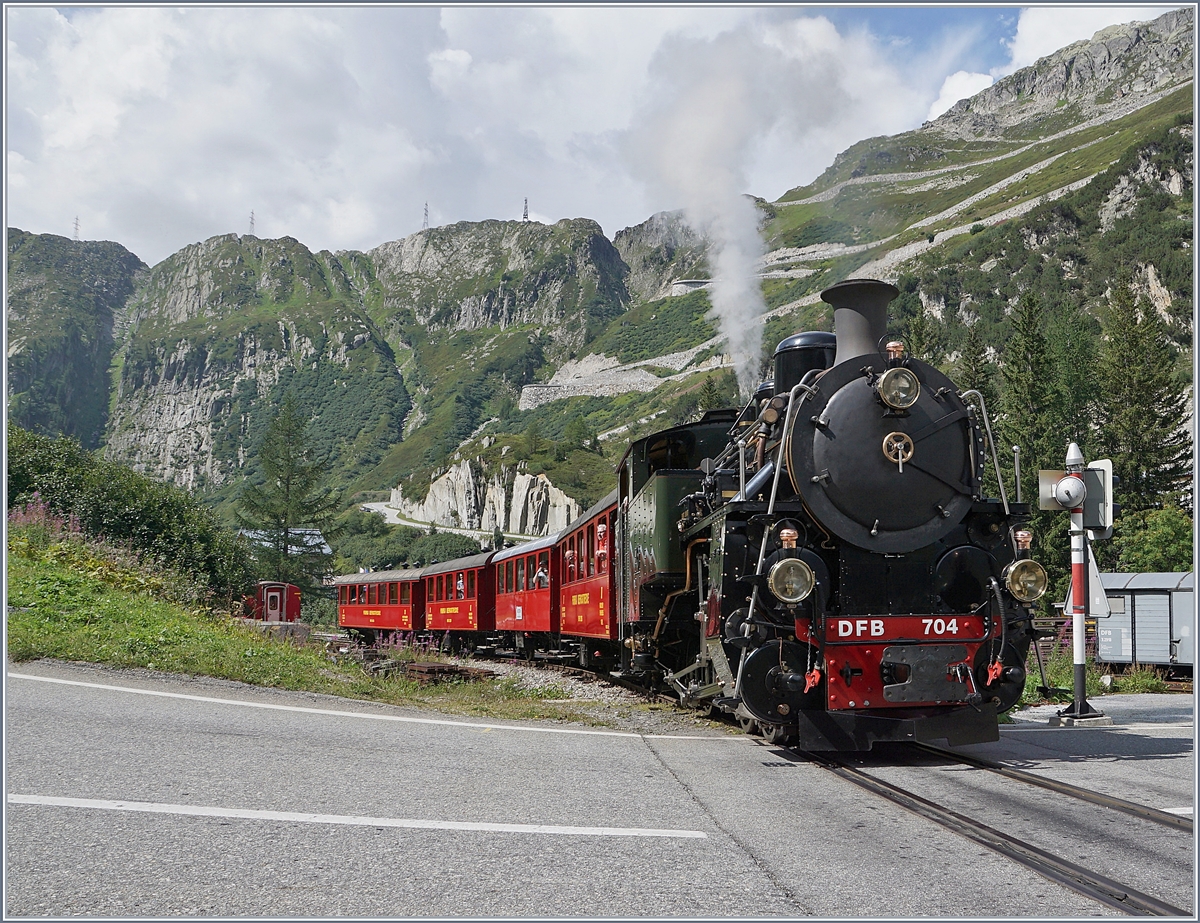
622;20;851;397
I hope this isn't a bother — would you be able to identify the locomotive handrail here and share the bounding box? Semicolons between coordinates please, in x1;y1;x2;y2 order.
960;389;1009;516
760;377;819;515
733;372;821;699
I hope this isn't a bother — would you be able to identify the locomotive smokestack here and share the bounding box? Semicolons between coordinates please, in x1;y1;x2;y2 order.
820;279;900;367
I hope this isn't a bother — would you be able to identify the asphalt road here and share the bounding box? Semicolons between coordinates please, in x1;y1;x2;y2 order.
5;659;1194;917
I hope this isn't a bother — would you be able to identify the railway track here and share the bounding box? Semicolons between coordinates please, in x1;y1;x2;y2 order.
786;746;1191;916
911;742;1193;833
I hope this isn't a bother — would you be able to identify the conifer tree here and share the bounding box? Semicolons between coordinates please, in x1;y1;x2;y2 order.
956;321;998;417
1046;301;1099;452
563;415;589;449
998;292;1071;603
999;293;1058;505
1094;285;1191;512
237;394;341;588
523;420;542;458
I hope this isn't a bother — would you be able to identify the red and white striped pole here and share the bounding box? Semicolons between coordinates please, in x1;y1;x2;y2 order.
1055;442;1102;719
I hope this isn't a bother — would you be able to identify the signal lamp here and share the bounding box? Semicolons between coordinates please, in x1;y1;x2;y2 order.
1003;559;1048;603
877;367;920;410
768;558;815;604
1053;475;1086;509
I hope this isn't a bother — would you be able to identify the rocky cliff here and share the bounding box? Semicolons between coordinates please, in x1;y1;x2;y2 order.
104;234;409;494
612;210;710;302
389;458;579;537
369;218;630;352
935;7;1194;140
6;230;146;448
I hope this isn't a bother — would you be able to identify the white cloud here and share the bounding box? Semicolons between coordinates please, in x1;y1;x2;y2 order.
926;71;994;122
998;5;1178;76
9;6;1161;268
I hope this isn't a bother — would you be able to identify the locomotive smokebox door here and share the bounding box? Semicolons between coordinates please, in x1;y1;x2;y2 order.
787;280;979;554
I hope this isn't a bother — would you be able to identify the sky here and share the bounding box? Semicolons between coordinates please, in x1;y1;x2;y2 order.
4;3;1183;267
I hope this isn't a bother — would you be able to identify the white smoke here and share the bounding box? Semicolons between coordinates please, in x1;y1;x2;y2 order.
621;17;908;397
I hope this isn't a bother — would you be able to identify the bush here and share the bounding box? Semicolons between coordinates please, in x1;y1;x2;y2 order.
8;498;213;612
301;594;338;628
7;426;259;598
1113;665;1169;694
1021;651;1105;704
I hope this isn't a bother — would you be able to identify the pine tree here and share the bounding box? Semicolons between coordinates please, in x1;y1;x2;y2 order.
523;420;542;458
904;307;935;364
956;321;1000;499
1095;285;1191;512
236;394;341;588
999;293;1059;502
998;292;1070;605
956;321;998;418
1046;301;1099;453
698;375;722;413
563;415;589;449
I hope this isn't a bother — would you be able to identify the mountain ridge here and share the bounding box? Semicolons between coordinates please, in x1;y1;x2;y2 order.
6;7;1193;536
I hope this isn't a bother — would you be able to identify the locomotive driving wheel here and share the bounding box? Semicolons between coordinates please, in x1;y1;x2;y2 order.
761;723;798;746
738;715;762;735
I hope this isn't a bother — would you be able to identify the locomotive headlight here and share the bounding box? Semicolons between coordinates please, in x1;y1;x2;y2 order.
877;367;921;410
1003;559;1048;602
768;558;814;604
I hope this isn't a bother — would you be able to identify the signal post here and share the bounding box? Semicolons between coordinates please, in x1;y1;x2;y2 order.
1039;442;1115;726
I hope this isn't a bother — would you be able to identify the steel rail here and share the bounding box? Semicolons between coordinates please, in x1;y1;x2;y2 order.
911;742;1193;833
798;749;1189;917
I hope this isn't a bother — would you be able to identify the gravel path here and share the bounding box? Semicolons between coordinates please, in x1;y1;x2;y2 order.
452;656;736;737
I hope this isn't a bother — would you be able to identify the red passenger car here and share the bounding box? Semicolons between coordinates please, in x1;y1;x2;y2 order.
334;568;426;640
493;533;559;654
558;492;618;654
422;552;495;633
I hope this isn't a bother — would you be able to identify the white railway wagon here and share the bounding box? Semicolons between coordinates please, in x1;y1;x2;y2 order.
1096;572;1193;670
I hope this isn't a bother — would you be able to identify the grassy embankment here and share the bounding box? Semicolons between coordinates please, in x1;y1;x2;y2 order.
5;509;612;725
6;502;1167;724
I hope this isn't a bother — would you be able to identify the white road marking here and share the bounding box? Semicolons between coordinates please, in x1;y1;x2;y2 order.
1002;723;1194;731
1162;806;1194;816
7;794;706;838
7;672;744;742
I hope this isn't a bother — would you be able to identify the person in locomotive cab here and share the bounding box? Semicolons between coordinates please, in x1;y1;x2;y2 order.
596;522;608;574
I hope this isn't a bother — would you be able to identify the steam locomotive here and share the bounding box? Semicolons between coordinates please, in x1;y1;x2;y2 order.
334;279;1048;751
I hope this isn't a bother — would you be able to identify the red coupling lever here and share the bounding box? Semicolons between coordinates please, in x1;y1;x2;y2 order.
987;659;1004;684
804;668;822;693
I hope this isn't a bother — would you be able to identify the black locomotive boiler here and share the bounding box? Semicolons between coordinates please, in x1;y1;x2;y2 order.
614;279;1048;750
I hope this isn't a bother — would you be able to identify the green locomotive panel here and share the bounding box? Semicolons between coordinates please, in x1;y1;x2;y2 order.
627;470;704;588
